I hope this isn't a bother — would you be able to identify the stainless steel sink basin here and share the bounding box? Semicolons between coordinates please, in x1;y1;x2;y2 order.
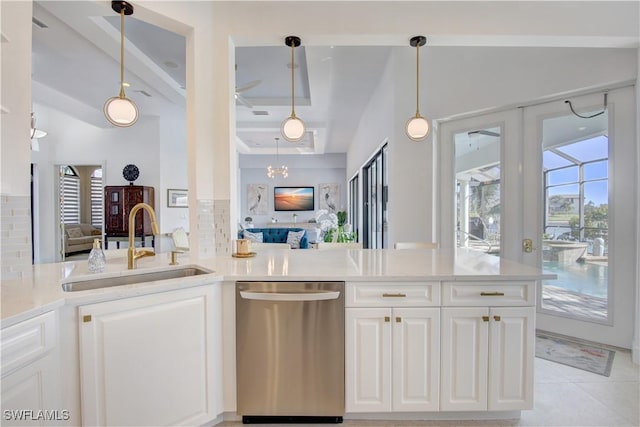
61;266;212;292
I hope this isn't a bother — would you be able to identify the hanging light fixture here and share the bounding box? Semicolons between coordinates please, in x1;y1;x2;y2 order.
30;112;47;139
103;1;138;127
267;137;288;178
405;35;430;141
281;36;305;142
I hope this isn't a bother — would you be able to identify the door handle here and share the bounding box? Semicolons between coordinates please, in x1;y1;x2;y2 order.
384;316;390;322
523;238;535;253
494;315;501;321
395;317;402;323
482;316;490;322
382;293;406;298
240;291;340;301
480;291;505;296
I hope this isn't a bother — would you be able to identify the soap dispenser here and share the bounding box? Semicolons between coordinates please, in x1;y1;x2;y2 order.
87;238;106;273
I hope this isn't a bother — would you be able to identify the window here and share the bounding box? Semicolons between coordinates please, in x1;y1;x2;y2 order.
349;174;359;242
362;143;388;248
60;166;80;224
90;168;103;227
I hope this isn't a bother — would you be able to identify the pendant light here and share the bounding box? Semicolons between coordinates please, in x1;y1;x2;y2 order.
281;36;305;142
405;35;430;141
103;1;139;127
267;137;288;178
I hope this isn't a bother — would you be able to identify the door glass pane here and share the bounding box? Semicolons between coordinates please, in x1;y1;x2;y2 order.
454;127;501;256
541;113;609;322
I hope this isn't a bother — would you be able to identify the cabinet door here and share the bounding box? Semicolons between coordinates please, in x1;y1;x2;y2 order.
488;307;535;411
440;307;489;411
392;308;440;412
345;308;392;412
79;287;217;426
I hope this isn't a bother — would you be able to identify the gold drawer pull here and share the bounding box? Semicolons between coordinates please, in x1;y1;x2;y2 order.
480;291;505;296
494;315;501;321
382;293;407;298
482;316;490;322
396;317;402;323
384;316;390;322
83;315;92;323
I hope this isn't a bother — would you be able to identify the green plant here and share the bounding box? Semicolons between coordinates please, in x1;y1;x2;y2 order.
337;211;347;227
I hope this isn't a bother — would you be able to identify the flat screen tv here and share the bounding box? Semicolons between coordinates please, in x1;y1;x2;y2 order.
274;186;315;211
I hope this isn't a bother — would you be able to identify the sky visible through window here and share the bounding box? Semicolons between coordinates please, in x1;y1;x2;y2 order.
544;135;608;205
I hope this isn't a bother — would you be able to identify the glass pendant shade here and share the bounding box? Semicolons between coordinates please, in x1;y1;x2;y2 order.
267;137;288;178
406;115;430;141
104;1;138;128
104;96;139;127
405;35;430;142
281;116;305;142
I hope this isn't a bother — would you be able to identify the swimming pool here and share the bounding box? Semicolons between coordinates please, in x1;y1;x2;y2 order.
543;260;608;298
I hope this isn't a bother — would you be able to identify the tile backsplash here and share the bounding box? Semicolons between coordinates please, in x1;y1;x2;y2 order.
1;195;33;279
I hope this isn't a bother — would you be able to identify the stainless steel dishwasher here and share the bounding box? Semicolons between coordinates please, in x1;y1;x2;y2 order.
236;281;344;424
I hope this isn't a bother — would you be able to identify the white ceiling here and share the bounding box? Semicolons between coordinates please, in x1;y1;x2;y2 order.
30;1;635;156
31;1;391;155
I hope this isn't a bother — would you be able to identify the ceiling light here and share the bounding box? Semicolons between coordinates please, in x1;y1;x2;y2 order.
30;112;47;139
103;1;138;128
281;36;305;142
405;35;430;142
267;137;288;179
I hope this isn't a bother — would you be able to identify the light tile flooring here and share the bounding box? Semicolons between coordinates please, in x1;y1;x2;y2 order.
220;351;639;427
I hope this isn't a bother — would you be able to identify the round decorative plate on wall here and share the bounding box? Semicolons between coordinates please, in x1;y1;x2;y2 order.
122;164;139;184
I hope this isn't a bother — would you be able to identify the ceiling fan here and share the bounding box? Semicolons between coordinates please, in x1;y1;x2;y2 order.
468;129;501;137
235;79;261;108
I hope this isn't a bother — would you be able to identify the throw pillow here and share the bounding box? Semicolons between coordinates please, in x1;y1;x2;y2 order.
286;230;306;249
67;228;84;238
244;230;263;243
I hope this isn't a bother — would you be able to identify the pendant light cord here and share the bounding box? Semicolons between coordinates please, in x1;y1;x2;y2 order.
415;43;420;117
290;42;296;118
118;6;125;98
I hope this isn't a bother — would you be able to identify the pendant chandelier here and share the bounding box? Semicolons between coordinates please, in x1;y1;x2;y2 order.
103;1;139;127
405;35;430;141
281;36;305;142
267;137;288;178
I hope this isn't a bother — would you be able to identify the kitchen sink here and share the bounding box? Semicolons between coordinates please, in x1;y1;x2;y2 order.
61;266;212;292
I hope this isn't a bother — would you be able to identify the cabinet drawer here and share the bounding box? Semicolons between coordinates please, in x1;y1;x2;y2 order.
346;282;440;307
442;282;534;306
1;311;57;376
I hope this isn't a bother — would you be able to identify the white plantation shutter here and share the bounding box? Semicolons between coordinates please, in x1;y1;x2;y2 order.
60;166;80;224
91;169;103;227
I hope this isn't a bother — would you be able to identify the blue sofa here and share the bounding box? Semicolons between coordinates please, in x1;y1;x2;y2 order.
239;228;309;249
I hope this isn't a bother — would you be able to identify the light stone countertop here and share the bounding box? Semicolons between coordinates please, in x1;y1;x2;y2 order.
1;248;554;327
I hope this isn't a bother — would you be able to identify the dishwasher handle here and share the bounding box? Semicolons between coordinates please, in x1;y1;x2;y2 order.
240;290;340;302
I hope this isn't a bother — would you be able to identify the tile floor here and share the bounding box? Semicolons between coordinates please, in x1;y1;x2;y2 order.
220;351;639;427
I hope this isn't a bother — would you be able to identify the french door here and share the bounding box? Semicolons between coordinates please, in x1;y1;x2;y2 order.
439;87;635;348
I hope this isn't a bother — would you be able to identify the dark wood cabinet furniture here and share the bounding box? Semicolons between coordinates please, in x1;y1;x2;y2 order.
104;186;155;249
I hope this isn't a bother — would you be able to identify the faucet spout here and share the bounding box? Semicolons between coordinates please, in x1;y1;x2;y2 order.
127;203;160;269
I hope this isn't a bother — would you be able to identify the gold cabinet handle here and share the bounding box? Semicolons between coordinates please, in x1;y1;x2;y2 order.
384;316;390;322
382;293;407;298
396;317;402;323
83;315;92;323
482;316;490;322
480;291;505;296
494;315;501;321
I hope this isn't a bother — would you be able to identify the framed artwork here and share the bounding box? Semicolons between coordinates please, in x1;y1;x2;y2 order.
167;189;188;208
319;183;340;213
247;184;268;215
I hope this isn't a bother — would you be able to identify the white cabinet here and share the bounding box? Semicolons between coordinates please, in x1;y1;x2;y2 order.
441;306;535;411
345;307;440;412
1;311;62;426
78;286;220;427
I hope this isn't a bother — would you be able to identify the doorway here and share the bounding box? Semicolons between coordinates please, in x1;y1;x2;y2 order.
56;164;103;261
439;87;636;348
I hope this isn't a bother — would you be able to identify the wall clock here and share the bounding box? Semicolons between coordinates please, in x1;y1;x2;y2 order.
122;164;140;184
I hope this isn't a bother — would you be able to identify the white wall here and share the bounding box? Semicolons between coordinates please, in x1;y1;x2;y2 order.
30;104;186;262
347;46;637;246
239;154;346;227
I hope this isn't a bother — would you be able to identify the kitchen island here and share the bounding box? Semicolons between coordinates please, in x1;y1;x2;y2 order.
1;248;553;426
